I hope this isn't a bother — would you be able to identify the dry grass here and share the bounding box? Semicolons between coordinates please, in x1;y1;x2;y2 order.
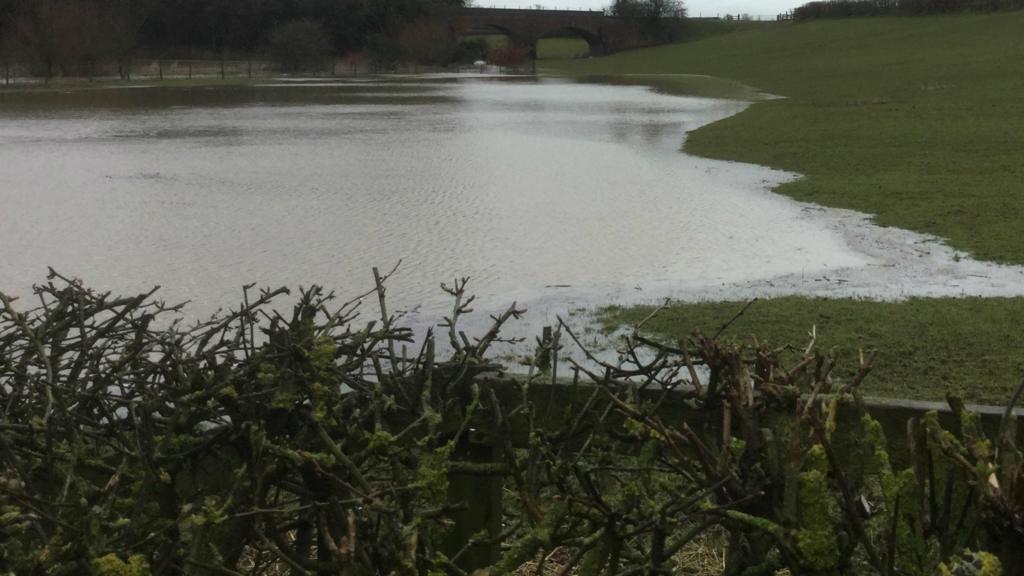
673;527;728;576
239;527;777;575
236;542;296;576
510;530;734;576
514;547;576;576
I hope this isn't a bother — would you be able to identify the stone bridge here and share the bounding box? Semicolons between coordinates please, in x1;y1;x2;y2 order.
455;7;645;56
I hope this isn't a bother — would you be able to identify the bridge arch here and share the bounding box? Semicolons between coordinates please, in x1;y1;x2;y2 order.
464;23;607;59
477;23;518;41
538;26;608;57
457;7;631;58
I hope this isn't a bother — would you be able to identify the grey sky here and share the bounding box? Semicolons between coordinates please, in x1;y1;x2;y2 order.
475;0;799;18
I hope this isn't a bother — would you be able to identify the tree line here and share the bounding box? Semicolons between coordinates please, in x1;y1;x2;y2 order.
793;0;1024;20
0;0;468;77
609;0;686;42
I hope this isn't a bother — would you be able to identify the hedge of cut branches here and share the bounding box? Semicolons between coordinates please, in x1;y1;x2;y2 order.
0;268;526;575
1;271;1023;576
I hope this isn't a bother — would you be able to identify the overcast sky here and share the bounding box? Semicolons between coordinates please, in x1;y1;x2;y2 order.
478;0;798;18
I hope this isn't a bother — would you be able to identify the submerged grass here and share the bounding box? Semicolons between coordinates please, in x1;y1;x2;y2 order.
562;73;765;100
601;297;1024;404
549;12;1024;264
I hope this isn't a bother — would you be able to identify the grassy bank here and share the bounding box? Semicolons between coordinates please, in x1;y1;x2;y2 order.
548;14;1024;403
548;12;1024;263
602;297;1024;404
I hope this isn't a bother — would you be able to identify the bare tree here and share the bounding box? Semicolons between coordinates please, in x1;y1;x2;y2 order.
103;0;147;80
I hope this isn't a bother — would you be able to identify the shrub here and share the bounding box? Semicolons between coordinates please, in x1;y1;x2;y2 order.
365;33;402;71
453;38;489;64
396;19;455;65
268;19;331;73
487;45;530;70
1;274;1022;574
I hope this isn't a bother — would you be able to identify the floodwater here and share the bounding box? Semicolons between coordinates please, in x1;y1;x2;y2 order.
2;77;1023;340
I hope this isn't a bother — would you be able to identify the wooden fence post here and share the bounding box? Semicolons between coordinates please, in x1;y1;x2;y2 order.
444;432;504;570
538;326;553;371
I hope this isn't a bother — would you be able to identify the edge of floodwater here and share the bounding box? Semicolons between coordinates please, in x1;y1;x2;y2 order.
540;70;773;102
518;72;1024;393
6;70;1024;404
540;71;1024;302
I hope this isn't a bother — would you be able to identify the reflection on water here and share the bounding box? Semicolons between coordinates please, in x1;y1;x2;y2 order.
0;77;867;326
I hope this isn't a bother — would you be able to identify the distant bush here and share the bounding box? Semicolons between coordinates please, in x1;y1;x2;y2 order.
267;19;330;73
452;38;489;64
487;45;531;70
396;19;456;65
365;33;402;71
0;0;140;80
794;0;1024;20
610;0;688;42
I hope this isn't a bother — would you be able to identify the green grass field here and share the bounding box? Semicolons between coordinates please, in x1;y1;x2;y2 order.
549;13;1024;403
537;37;590;59
602;298;1024;404
677;17;779;41
549;13;1024;263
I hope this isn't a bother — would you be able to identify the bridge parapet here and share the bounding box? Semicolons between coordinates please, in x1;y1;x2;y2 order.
456;7;643;57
